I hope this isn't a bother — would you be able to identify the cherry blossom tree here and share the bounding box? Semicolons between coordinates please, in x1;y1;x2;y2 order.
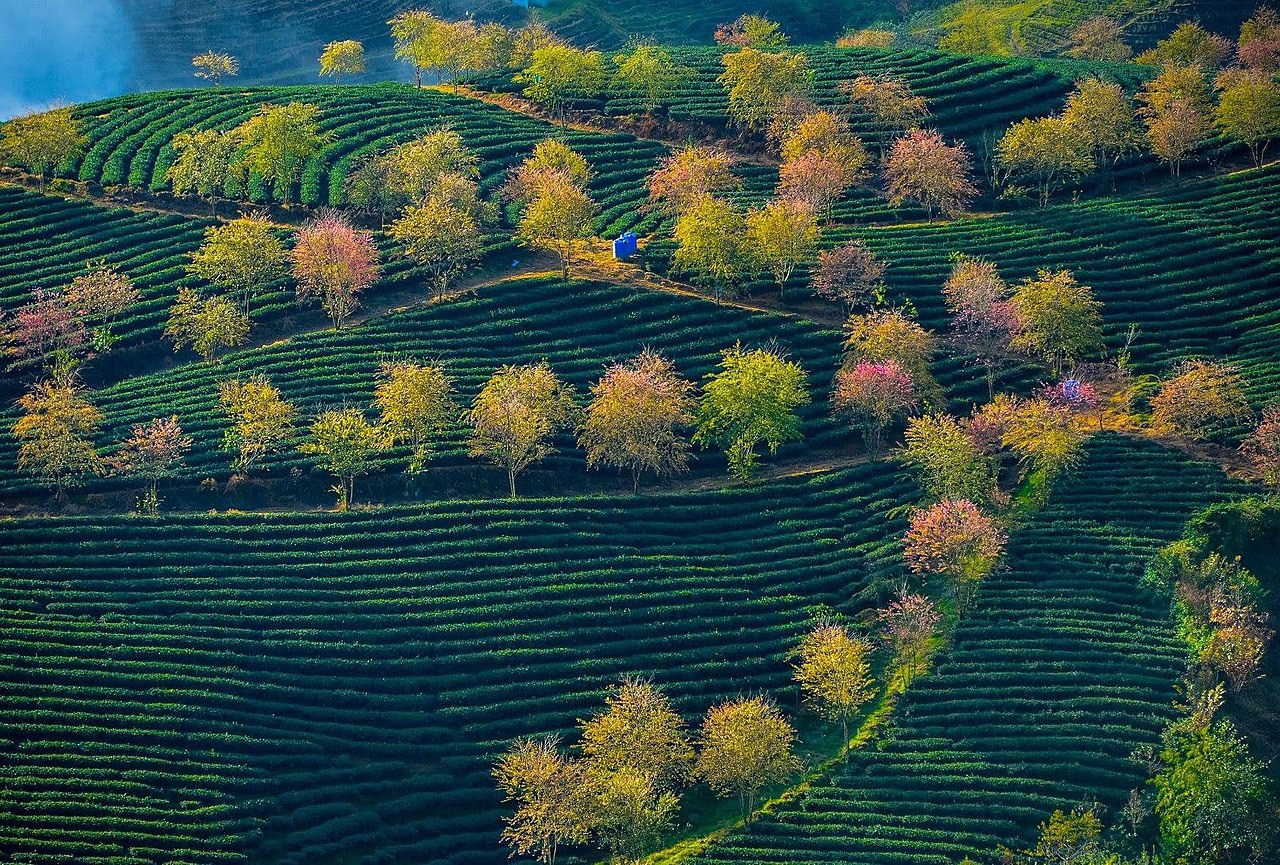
832;359;918;455
811;240;886;312
1240;406;1280;490
111;416;193;514
291;211;381;329
942;255;1019;396
904;498;1005;610
877;592;942;684
884;129;977;220
646;145;740;216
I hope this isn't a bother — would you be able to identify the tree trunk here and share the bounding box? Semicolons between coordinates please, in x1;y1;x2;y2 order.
632;465;641;494
507;466;517;499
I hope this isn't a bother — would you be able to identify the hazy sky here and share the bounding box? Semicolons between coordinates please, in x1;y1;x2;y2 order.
0;0;137;119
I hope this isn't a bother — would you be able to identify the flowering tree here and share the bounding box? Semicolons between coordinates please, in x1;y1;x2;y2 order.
578;350;695;492
811;240;885;312
111;416;193;514
1151;360;1253;441
776;110;870;215
1202;601;1274;691
6;289;86;368
884;129;977;220
841;74;929;157
291;211;380;329
65;264;140;350
791;622;876;740
776;150;859;221
877;592;942;685
832;360;918;455
714;14;789;49
1237;7;1280;73
843;309;941;408
942;255;1019;396
391;198;485;302
904;498;1006;610
646;145;740;216
493;734;596;865
717;48;814;130
1240;406;1280;490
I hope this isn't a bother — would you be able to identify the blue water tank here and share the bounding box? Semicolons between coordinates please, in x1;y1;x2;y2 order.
613;232;638;260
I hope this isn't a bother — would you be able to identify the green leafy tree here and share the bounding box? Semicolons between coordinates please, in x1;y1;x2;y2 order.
695;696;802;824
578;676;694;791
167;128;241;216
232;102;332;202
718;48;814;130
1002;397;1089;498
13;380;103;499
516;171;600;281
714;14;790;50
164;287;250;363
1214;72;1280;166
373;360;457;473
319;40;365;83
493;735;596;865
1136;21;1233;70
672;196;748;302
791;622;876;740
299;408;388;510
693;345;809;479
901;413;994;504
466;362;578;497
386;128;480;205
1061;78;1143;178
188;214;287;317
997;116;1095;207
192;51;238;86
590;770;678;864
516;45;609;118
0;106;86;186
1009;269;1104;376
390;198;484;301
218;374;296;474
746;197;819;301
390;9;443;87
613;44;692;114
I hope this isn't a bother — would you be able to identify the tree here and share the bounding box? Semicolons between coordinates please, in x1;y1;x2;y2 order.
832;360;918;456
696;696;801;825
510;22;565;68
0;106;87;186
671;196;748;302
718;48;814;130
841;74;929;157
613;44;692;114
505;138;592;203
884;129;977;220
693;345;809;479
111;416;192;515
1009;269;1104;376
516;172;600;281
189;214;286;317
1153;716;1273;864
579;676;694;790
997;116;1094;207
390;10;443;88
232;102;332;202
647;145;740;216
291;211;380;329
6;289;86;369
1215;72;1280;166
1202;600;1273;691
1001;397;1089;497
791;622;876;741
842;310;941;408
877;592;941;685
386;128;480;205
1241;406;1280;490
1237;7;1280;74
516;45;609;118
12;380;103;499
837;28;897;49
164;287;250;363
1066;16;1132;62
1139;66;1212;177
374;360;457;474
777;150;861;221
715;14;789;50
1061;78;1143;177
904;498;1006;609
1016;808;1106;864
812;240;886;312
167;128;241;215
778;110;870;180
64;263;139;351
591;770;678;864
493;735;596;865
343;153;403;226
192;51;238;86
218;374;296;474
943;255;1019;396
1150;360;1253;441
319;40;365;83
745;198;818;300
299;408;388;510
901;413;994;504
578;351;695;492
1136;22;1233;70
390;198;484;301
466;362;577;498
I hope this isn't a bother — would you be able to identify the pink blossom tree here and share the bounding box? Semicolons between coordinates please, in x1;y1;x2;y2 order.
877;592;942;685
777;150;857;221
1241;406;1280;491
65;264;140;350
811;240;886;312
290;211;381;329
6;289;86;372
942;255;1020;396
111;415;194;514
904;498;1006;611
832;359;918;456
883;129;977;221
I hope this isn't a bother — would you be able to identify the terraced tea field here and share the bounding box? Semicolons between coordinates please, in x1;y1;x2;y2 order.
689;436;1248;864
0;461;914;865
